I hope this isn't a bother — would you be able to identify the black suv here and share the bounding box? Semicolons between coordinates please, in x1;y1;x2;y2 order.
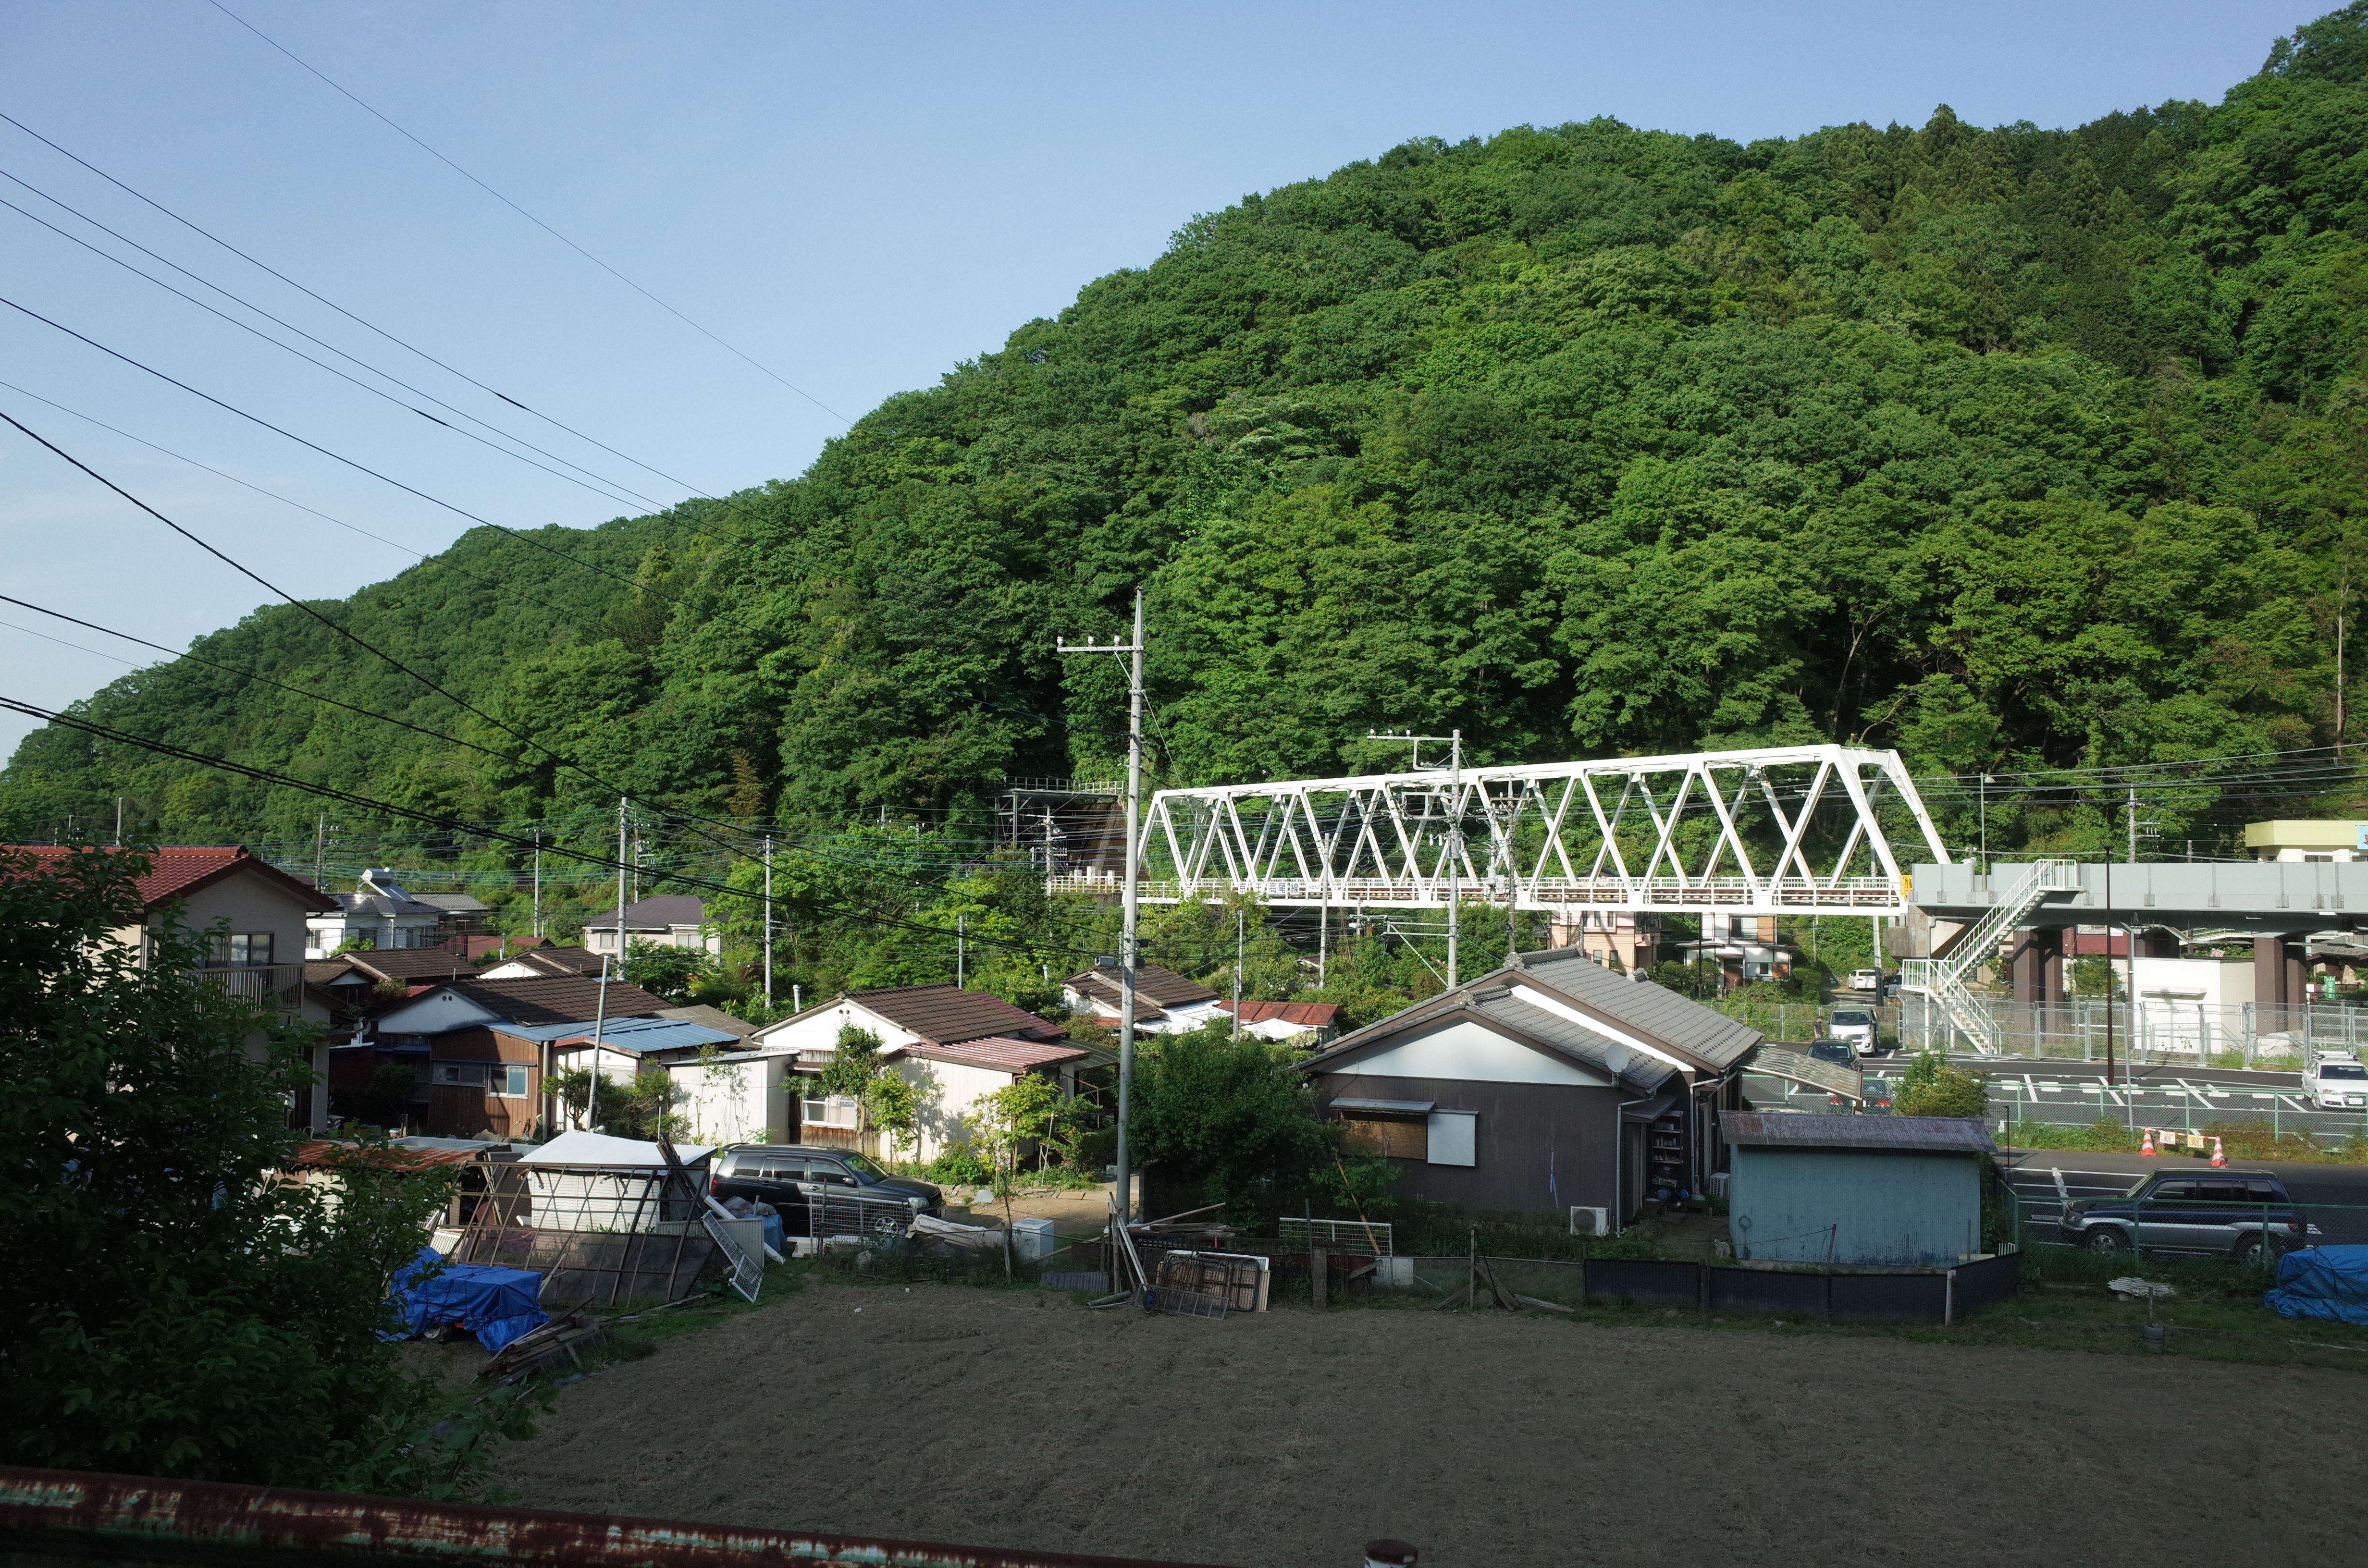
2058;1170;2318;1264
709;1144;943;1237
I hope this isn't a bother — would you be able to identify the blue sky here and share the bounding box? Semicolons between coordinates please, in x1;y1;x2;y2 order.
0;0;2322;756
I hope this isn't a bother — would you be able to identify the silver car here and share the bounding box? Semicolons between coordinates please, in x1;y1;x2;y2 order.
2309;1054;2368;1110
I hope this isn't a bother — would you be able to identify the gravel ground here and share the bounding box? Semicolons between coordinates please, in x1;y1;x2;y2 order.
491;1281;2367;1568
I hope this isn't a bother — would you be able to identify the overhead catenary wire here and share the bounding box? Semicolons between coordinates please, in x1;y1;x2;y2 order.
196;0;851;426
0;106;726;496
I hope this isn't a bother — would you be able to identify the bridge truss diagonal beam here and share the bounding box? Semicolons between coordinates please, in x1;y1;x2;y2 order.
1069;744;1951;919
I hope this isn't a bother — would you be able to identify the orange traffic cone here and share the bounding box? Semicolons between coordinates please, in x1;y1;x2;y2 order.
2140;1127;2158;1157
2211;1136;2227;1168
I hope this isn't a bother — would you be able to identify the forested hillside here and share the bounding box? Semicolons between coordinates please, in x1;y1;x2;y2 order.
11;6;2368;953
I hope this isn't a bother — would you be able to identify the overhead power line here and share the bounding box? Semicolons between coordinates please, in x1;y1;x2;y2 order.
198;0;851;425
0;106;723;496
0;692;1098;961
0;181;664;512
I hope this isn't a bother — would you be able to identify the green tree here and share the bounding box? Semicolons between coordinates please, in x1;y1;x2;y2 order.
621;938;714;1003
1128;1023;1338;1218
0;847;484;1490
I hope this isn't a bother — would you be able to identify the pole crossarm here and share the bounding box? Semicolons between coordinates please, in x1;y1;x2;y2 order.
1053;744;1951;918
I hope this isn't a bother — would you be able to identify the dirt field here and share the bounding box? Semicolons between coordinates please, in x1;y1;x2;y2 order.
492;1281;2368;1568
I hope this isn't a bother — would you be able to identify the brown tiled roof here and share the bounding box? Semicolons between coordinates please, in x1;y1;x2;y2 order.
9;844;340;914
1065;973;1168;1022
1065;963;1218;1008
434;975;671;1026
848;982;1063;1044
450;934;548;960
1221;1000;1343;1028
896;1036;1090;1073
341;949;481;981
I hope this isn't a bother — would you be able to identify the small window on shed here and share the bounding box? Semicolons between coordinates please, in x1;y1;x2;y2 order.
1340;1113;1427;1161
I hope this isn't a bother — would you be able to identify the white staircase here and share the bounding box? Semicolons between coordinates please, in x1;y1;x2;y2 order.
1897;859;2082;1054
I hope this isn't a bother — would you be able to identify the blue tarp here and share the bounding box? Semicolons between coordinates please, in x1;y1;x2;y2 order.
388;1247;549;1353
2264;1246;2368;1325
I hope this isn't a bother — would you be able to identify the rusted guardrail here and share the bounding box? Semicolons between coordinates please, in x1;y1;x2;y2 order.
0;1465;1240;1568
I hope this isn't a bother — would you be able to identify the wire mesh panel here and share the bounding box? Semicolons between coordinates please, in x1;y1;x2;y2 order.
451;1160;721;1307
1154;1250;1268;1312
1145;1285;1229;1319
810;1191;922;1243
1279;1217;1394;1257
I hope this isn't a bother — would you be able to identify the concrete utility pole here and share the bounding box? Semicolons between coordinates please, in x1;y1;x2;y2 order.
615;798;629;965
762;835;775;1006
1057;589;1146;1222
1366;728;1464;988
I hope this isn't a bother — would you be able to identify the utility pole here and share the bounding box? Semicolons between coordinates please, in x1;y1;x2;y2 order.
1057;588;1146;1223
957;914;967;989
1366;728;1464;988
1977;775;1991;873
615;798;629;968
1232;906;1245;1039
113;796;124;847
314;814;327;888
531;836;543;939
763;835;775;1006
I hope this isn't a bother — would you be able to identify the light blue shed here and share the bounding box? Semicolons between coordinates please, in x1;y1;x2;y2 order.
1720;1112;1995;1267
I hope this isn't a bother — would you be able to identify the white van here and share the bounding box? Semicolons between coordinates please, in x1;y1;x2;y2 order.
1828;1007;1880;1056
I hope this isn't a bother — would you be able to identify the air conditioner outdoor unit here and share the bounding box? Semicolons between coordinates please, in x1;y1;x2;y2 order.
1568;1206;1609;1237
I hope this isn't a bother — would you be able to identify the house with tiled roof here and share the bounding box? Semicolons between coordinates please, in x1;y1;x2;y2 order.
1218;998;1344;1043
751;982;1084;1159
478;944;604;979
582;894;719;960
9;844;341;1127
348;974;674;1140
1293;947;1760;1224
1061;961;1225;1033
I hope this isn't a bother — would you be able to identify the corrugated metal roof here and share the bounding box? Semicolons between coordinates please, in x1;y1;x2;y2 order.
895;1035;1089;1073
1221;999;1342;1027
1720;1111;1995;1153
1517;949;1762;1069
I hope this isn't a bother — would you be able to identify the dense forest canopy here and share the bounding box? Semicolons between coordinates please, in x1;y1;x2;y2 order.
11;5;2368;981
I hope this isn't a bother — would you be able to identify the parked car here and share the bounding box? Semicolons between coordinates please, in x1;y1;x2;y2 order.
709;1144;942;1237
1827;1007;1879;1055
2058;1170;2319;1264
2307;1052;2368;1110
1806;1039;1856;1066
1847;968;1882;992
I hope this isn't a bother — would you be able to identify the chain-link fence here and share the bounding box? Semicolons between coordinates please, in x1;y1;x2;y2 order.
1718;992;2368;1066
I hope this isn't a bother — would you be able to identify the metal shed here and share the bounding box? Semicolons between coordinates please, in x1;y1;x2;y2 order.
1720;1113;1994;1268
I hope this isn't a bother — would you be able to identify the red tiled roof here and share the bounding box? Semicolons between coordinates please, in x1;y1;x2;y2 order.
894;1036;1090;1074
1220;1000;1343;1028
9;844;340;914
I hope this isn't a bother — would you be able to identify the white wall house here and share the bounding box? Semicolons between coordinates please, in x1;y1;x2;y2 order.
583;895;721;959
749;982;1086;1159
306;869;446;957
1061;962;1225;1034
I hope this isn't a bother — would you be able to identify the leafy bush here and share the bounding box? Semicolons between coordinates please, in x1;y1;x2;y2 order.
1894;1052;1990;1119
0;847;481;1491
1128;1022;1338;1219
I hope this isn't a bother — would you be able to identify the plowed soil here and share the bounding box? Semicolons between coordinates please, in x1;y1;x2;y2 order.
491;1281;2367;1568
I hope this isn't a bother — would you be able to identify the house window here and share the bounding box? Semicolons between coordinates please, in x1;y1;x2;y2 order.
1340;1113;1428;1161
434;1063;488;1088
1426;1110;1477;1166
802;1095;859;1128
493;1065;530;1097
208;932;275;968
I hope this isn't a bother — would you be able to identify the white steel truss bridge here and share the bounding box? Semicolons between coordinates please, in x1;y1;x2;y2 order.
1049;744;1952;918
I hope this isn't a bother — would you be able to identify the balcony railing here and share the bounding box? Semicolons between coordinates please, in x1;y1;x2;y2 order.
190;963;307;1010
